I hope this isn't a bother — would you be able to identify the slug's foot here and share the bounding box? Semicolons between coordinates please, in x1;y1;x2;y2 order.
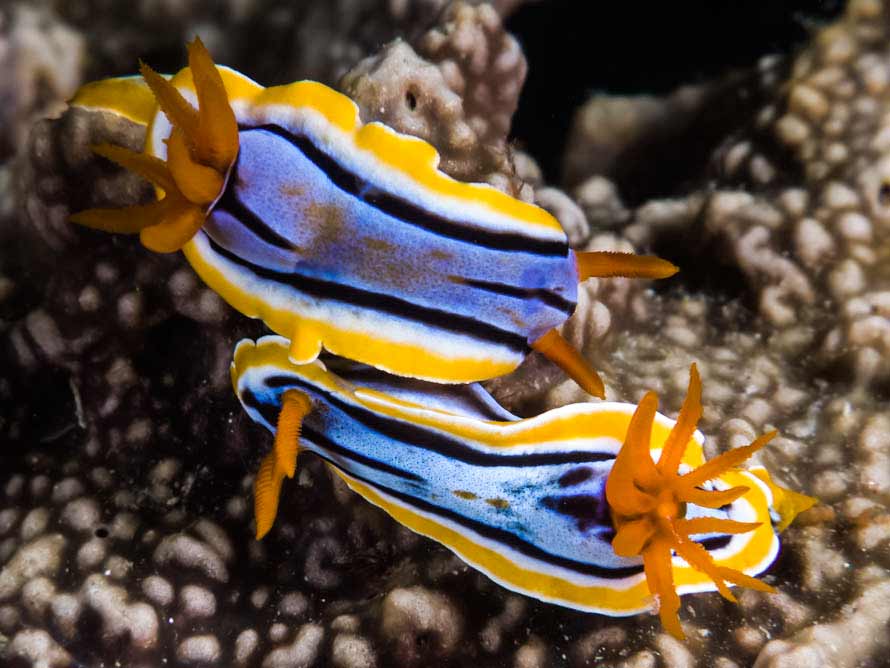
605;364;778;640
254;389;313;540
71;37;238;252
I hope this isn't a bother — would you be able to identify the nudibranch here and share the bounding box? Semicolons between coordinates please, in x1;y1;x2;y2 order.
231;335;815;638
69;39;677;398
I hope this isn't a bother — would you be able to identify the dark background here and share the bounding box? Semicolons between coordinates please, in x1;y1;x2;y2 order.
507;0;846;182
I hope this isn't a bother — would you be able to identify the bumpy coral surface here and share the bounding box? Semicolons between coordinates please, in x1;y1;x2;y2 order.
0;4;84;162
3;0;890;667
341;1;529;190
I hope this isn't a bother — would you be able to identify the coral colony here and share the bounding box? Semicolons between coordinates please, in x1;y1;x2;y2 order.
14;1;890;665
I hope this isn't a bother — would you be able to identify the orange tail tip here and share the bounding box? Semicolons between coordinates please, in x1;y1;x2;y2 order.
71;37;238;253
605;363;783;640
749;469;818;532
530;328;605;399
574;250;679;282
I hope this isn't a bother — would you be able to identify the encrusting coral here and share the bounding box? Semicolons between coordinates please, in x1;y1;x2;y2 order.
4;0;890;666
341;1;529;191
0;4;84;163
716;0;890;389
591;0;890;391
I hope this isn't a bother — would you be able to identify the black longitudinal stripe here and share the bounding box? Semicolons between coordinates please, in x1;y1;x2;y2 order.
304;437;733;578
207;237;529;352
698;535;732;551
263;374;615;468
215;179;294;251
242;124;571;258
242;389;423;483
459;277;576;315
245;379;635;579
317;451;643;580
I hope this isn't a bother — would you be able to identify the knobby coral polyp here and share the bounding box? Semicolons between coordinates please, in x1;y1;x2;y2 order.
606;364;776;639
71;37;238;253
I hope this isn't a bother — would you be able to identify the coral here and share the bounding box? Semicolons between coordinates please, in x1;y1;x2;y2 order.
535;185;591;246
51;0;444;87
0;4;84;162
562;86;709;189
5;0;890;666
2;42;263;462
6;629;71;668
697;0;890;387
380;586;463;664
539;1;890;663
561;56;787;201
572;175;631;233
754;568;890;668
0;0;537;187
416;2;526;167
14;107;151;253
342;1;528;190
248;0;528;88
0;447;507;667
340;39;480;176
47;0;527;104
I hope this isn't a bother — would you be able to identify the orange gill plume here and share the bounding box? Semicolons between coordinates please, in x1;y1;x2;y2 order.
605;364;776;640
70;37;238;253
